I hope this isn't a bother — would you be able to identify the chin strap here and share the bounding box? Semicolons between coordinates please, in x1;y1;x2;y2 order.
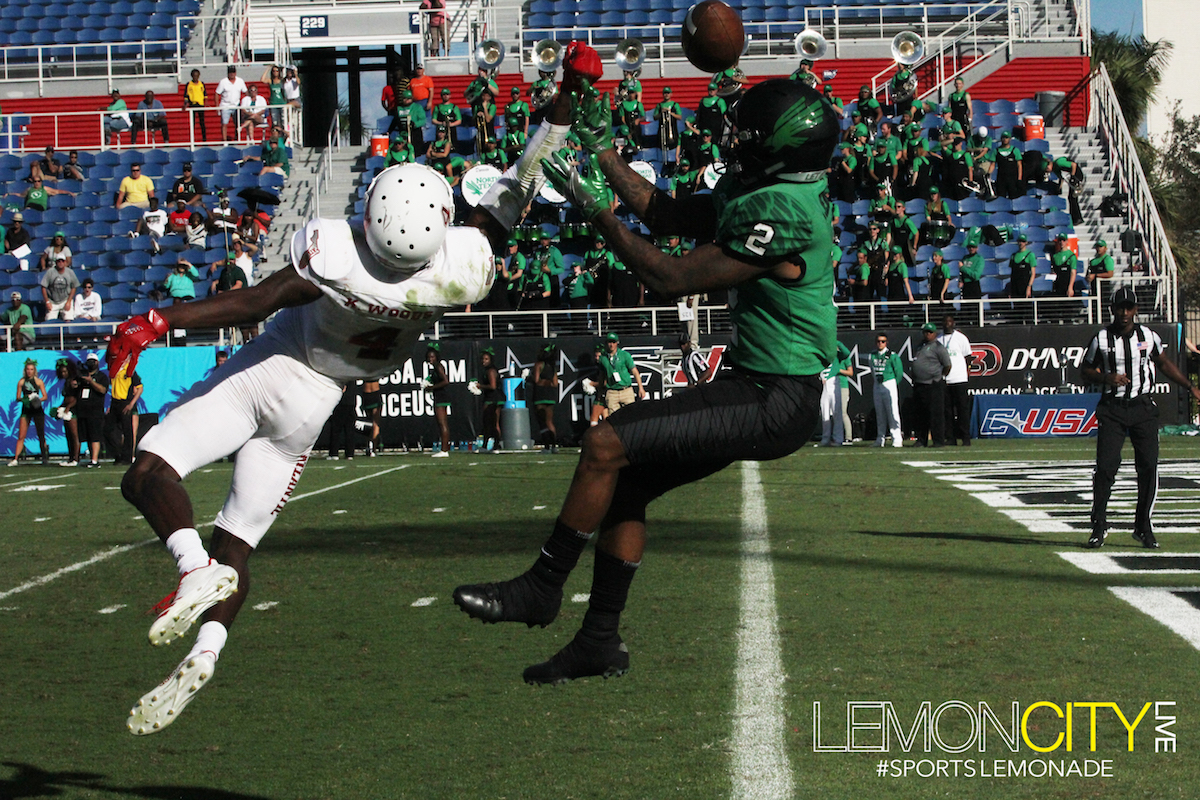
477;121;571;229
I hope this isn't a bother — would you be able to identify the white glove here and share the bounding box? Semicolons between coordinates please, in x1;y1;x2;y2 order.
129;231;139;239
420;378;433;389
582;378;596;396
521;368;530;379
468;380;482;396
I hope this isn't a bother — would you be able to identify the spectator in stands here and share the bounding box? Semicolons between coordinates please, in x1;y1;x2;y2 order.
505;85;530;140
958;241;984;300
132;90;169;145
847;249;871;303
948;77;972;132
389;90;427;152
164;258;199;304
103;89;131;147
409;63;433;111
943;137;973;200
68;277;102;322
993;131;1023;200
38;231;72;271
690;82;727;154
4;291;33;350
885;245;914;304
40;255;79;320
63;150;85;181
29;146;62;183
421;0;447;57
55;357;80;466
261;64;286;130
856;85;883;128
432;87;462;135
136;197;169;254
890;202;919;267
283;66;302;128
233;214;260;259
216;66;248;141
381;69;403;116
1008;233;1037;300
168;162;206;207
185;68;208;141
115;163;154;210
238;85;269;141
76;353;108;468
384;133;415;166
209;249;247;296
920;186;957;247
1085;240;1115;297
206;192;238;238
928;249;951;304
185;212;207;248
1051;232;1079;297
8;177;74;212
258;127;290;177
426;128;453;172
167;199;191;234
4;213;31;255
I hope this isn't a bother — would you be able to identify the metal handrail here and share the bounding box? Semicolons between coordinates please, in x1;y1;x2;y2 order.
0;104;298;154
1089;62;1178;320
0;40;180;96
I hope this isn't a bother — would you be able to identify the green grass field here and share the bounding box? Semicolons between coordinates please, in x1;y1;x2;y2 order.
2;439;1198;799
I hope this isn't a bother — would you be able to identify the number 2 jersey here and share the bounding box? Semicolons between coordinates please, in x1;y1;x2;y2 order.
270;218;495;380
712;173;836;377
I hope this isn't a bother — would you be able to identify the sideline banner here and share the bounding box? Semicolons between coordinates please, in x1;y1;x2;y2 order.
971;393;1101;438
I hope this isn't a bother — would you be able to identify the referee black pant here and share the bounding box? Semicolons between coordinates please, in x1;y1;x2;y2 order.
1091;396;1159;535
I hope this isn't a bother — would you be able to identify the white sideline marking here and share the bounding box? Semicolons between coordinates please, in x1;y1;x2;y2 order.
1;475;76;489
533;505;547;510
571;593;590;603
33;517;51;523
1109;587;1200;651
97;604;126;614
332;509;347;515
10;484;66;492
432;507;445;513
0;465;411;602
731;461;793;800
411;596;436;607
0;606;18;611
253;601;279;611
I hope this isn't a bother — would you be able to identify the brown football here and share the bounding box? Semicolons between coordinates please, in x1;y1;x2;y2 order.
681;0;745;73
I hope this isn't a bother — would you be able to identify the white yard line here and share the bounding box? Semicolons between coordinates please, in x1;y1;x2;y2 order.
0;464;411;602
731;461;794;800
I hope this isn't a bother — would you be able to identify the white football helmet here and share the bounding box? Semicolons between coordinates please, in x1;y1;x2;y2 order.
363;163;454;274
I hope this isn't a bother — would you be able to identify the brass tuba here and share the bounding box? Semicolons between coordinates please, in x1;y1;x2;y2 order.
614;38;645;102
890;31;924;98
792;29;827;88
466;39;504;104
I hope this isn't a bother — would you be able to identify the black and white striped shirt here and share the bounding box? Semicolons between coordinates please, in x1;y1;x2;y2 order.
684;349;710;386
1083;324;1163;399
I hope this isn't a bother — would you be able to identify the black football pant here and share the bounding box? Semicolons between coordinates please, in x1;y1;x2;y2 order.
1091;396;1159;535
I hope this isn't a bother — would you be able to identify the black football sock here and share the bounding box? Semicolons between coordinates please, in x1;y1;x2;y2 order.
580;548;639;642
529;518;593;590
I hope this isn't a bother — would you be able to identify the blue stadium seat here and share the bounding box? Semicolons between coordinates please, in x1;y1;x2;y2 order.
941;245;966;261
79;237;106;253
84;221;111;237
1045;210;1071;227
958;197;983;212
526;13;552;27
960;212;985;228
983;197;1013;213
1041;196;1067;211
1014;211;1043;226
1025;139;1049;153
93;207;119;223
576;11;600;25
20;210;43;225
1025;227;1050;242
991;212;1017;226
106;283;138;300
105;299;131;319
130;299;157;316
1011;196;1039;212
648;9;673;23
42;209;68;224
1014;99;1038;115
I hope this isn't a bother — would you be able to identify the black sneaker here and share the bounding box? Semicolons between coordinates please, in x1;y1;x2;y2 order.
1133;530;1160;549
1087;530;1107;548
452;572;562;628
523;632;630;685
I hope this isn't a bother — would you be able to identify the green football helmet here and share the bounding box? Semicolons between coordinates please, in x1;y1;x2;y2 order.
730;78;840;178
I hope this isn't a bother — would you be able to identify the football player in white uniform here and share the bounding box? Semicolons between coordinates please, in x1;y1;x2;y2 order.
111;42;606;735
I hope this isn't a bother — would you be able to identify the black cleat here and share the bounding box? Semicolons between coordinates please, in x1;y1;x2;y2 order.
523;633;630;685
452;572;561;628
1087;530;1107;549
1132;530;1160;549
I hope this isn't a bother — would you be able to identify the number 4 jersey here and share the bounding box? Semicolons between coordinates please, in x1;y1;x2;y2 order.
271;218;495;379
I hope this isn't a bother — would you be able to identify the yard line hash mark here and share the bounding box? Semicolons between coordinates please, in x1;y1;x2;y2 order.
0;465;412;602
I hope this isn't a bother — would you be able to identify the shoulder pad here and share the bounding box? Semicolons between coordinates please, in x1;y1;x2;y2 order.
292;219;355;282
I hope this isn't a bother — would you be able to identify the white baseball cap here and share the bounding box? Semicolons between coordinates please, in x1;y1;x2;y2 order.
85;352;99;362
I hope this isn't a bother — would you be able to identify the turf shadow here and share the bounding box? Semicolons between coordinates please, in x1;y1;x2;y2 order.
0;762;274;799
853;528;1080;548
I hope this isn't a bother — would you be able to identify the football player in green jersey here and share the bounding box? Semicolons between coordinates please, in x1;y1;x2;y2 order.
455;78;841;685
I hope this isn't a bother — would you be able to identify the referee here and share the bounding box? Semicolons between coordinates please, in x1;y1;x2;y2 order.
1081;287;1200;548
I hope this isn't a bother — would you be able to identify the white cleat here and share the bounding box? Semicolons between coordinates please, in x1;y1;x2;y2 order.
148;560;238;646
128;651;216;735
431;450;450;458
